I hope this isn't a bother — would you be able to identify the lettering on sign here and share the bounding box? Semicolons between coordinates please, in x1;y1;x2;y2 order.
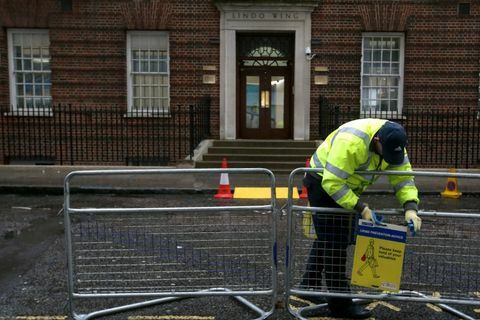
230;12;300;20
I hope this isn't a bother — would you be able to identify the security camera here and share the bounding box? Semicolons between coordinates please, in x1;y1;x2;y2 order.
305;46;316;60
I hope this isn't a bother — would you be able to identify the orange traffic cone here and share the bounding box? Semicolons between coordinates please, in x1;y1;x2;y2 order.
441;168;462;199
214;158;233;199
299;158;310;199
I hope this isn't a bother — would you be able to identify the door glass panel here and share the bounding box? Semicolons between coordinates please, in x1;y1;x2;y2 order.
270;76;284;129
246;76;260;128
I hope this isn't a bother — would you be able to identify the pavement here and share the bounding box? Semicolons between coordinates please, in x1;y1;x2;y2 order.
0;164;479;196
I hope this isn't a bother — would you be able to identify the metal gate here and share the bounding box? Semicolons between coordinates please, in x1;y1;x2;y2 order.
64;168;277;320
286;168;480;320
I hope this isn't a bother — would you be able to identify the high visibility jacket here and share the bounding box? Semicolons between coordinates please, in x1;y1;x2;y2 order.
311;118;419;210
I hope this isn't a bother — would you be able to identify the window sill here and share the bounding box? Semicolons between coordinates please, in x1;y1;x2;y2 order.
360;112;406;120
124;111;171;118
4;110;53;117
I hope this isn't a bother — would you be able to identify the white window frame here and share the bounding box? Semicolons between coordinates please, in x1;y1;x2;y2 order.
360;32;405;118
7;29;52;115
126;31;170;115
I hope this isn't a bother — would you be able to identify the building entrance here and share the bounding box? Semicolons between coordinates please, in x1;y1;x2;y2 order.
237;33;294;139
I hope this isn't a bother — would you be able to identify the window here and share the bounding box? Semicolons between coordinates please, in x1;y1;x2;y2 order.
8;29;51;112
127;31;169;113
361;33;404;116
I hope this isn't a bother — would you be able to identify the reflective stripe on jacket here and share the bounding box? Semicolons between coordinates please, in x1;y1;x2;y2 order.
311;118;419;210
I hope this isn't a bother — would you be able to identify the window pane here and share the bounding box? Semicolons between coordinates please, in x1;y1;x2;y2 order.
34;85;42;95
391;63;399;74
364;50;372;61
246;76;260;128
16;59;23;71
17;85;24;95
129;32;169;111
150;61;158;72
10;31;52;110
159;61;167;73
26;98;33;108
361;35;402;113
382;51;391;61
25;84;33;96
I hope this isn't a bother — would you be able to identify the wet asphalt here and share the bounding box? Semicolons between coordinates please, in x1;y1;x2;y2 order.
1;191;480;319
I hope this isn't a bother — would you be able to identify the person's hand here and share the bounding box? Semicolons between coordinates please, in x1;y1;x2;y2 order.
405;209;422;232
361;206;383;224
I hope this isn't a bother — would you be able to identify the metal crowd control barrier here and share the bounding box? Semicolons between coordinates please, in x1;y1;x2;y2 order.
64;168;277;320
286;168;480;320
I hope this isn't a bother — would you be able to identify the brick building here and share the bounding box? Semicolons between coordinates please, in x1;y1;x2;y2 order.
0;0;479;168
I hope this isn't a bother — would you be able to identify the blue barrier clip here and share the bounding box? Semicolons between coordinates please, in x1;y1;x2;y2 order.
408;219;416;236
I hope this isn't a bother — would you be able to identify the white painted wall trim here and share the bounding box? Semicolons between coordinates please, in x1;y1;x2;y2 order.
215;2;318;140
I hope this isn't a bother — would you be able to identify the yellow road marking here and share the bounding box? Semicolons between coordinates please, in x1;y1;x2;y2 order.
426;303;443;312
128;316;214;320
289;295;315;306
288;304;334;320
366;301;399;312
233;187;299;199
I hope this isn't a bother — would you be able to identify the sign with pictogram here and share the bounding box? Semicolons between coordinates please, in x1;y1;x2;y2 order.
351;219;407;292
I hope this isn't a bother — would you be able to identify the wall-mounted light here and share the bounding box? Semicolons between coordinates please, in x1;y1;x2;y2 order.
305;46;317;61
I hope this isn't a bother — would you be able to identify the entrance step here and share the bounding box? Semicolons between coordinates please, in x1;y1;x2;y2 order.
195;139;319;173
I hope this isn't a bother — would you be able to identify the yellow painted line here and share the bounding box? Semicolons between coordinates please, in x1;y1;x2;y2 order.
288;304;334;320
128;316;214;320
426;303;442;312
378;301;400;312
366;301;399;312
234;187;298;199
289;295;314;306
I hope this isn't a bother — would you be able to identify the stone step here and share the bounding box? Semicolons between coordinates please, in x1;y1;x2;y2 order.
212;139;317;148
203;154;310;162
207;146;314;155
195;160;308;170
195;139;318;172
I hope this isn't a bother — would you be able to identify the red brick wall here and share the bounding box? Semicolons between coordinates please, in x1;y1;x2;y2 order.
309;0;480;139
1;0;479;165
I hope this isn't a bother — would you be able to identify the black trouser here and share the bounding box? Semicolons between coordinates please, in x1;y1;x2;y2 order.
302;173;355;309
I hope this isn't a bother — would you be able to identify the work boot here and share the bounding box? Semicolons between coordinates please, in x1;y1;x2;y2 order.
329;301;372;319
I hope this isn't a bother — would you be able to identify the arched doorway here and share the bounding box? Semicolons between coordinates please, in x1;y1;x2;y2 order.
237;33;294;139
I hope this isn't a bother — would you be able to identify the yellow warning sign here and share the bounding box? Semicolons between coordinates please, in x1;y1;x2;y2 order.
233;187;299;199
351;219;407;292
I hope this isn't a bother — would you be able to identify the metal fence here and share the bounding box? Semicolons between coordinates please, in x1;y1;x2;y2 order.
319;98;480;168
0;99;211;165
64;168;277;320
286;168;480;320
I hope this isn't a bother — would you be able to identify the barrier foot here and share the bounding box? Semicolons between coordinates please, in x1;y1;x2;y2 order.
73;289;273;320
73;296;185;320
402;291;477;320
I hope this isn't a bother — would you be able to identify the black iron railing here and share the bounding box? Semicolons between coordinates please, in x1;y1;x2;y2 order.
0;98;211;165
319;97;480;168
